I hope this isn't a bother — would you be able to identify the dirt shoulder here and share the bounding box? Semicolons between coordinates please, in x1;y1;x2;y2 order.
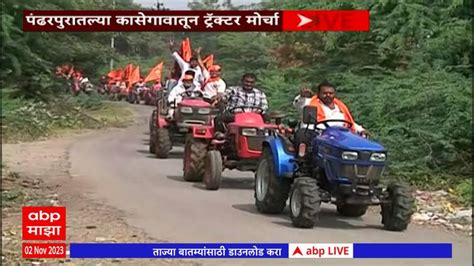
1;107;197;265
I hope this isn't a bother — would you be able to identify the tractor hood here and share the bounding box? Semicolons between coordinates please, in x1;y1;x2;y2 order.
233;112;265;127
179;98;210;108
317;127;386;152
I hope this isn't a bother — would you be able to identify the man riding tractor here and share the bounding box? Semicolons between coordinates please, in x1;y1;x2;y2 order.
181;73;289;189
254;81;415;231
150;74;216;158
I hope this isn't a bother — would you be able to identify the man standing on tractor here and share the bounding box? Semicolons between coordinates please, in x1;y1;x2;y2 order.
293;81;369;149
166;74;202;119
213;73;268;135
168;40;204;90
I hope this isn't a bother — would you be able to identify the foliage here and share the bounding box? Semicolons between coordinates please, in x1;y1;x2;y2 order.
453;179;473;206
1;91;131;143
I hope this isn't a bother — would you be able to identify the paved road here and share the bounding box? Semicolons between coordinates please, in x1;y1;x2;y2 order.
69;104;471;266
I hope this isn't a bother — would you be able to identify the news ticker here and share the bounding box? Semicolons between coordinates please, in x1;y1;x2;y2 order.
23;243;452;259
23;10;370;32
21;206;453;259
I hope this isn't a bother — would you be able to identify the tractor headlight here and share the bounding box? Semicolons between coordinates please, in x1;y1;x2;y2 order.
242;128;257;136
341;151;358;160
370;152;386;162
180;107;193;114
197;108;211;114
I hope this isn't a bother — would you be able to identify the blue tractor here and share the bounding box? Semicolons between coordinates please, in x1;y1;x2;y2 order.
254;106;415;231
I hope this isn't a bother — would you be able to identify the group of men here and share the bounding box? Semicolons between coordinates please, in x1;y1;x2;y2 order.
164;40;368;138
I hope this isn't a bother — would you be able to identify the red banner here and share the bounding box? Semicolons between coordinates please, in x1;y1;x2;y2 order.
23;10;369;32
23;243;67;258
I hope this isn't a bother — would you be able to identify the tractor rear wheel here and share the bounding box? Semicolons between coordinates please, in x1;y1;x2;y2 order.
154;128;171;158
289;177;321;228
381;182;415;231
203;150;223;190
149;111;157;154
336;204;368;217
183;137;207;182
255;147;291;214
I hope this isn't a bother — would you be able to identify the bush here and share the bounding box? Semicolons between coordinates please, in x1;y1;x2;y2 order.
454;179;473;206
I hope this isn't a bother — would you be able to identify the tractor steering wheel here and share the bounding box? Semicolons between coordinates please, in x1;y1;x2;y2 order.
313;119;353;130
229;105;265;114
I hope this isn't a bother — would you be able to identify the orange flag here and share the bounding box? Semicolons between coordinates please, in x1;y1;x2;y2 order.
128;66;140;89
107;68;123;80
171;38;193;80
202;54;214;70
181;37;192;62
122;64;134;80
144;62;164;83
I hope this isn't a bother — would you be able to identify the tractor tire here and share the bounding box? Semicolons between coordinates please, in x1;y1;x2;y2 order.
149;132;156;154
183;138;207;182
336;204;368;217
381;182;415;231
254;147;291;214
154;128;172;159
203;150;223;190
289;177;321;228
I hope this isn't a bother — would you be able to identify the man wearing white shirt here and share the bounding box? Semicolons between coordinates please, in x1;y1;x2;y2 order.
293;81;368;137
168;40;204;89
200;65;226;100
166;74;202;120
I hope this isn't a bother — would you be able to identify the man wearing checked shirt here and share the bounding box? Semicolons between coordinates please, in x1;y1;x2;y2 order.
212;73;269;137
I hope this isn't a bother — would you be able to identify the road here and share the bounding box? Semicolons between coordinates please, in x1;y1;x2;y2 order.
69;104;472;266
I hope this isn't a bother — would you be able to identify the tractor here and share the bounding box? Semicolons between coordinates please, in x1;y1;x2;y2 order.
182;106;290;189
254;106;415;231
149;89;216;159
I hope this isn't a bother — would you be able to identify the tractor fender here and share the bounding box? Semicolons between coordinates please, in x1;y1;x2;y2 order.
157;117;168;128
191;125;214;139
262;135;295;179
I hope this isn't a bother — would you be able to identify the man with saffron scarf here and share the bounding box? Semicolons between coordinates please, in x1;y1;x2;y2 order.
195;47;226;102
293;81;369;138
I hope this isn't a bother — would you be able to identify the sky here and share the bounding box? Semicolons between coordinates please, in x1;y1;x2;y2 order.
136;0;261;10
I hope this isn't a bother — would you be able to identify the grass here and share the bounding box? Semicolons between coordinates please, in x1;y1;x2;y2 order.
86;101;135;128
1;90;135;143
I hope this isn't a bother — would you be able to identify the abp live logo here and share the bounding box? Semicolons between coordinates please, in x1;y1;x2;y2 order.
22;206;66;241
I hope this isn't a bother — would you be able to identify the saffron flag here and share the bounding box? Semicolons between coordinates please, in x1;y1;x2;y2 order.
171;38;193;80
107;68;123;80
202;54;214;70
122;64;134;80
128;66;140;89
181;37;192;62
144;62;164;83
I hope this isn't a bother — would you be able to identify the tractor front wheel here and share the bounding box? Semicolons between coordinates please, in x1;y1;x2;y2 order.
154;128;172;158
289;177;321;228
183;137;207;182
203;150;223;190
254;147;291;214
381;182;415;231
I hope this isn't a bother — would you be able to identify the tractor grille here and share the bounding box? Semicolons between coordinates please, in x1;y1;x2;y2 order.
358;151;372;161
178;114;209;125
247;136;265;151
340;164;384;184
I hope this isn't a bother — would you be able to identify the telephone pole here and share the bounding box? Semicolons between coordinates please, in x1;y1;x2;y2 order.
110;0;115;71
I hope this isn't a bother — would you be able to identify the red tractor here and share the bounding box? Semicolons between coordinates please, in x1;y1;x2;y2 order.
149;90;216;159
182;106;289;189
